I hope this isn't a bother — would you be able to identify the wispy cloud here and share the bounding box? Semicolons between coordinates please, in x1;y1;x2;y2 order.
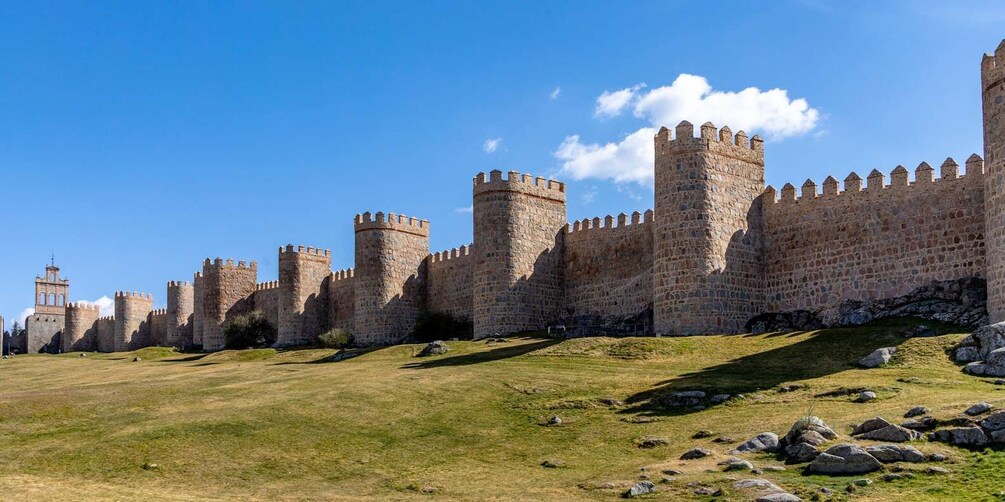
483;137;502;154
550;87;562;99
595;84;646;118
455;205;473;214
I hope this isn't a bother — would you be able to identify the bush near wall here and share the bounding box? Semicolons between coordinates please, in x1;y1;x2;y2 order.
224;311;277;349
318;328;352;349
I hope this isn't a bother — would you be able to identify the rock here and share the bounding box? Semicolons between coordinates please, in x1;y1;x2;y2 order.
660;390;706;408
853;478;873;487
965;402;993;416
732;432;780;454
778;384;803;393
78;353;86;357
964;347;1005;377
417;341;449;357
661;469;683;476
692;430;714;439
883;473;914;481
546;415;562;426
996;379;1005;385
929;427;989;447
806;444;883;475
858;390;877;402
782;416;837;445
864;444;926;463
710;394;732;404
762;466;786;472
625;480;656;498
420;486;437;494
856;424;922;442
956;346;981;363
540;459;565;468
713;437;736;444
722;458;754;472
859;347;896;368
903;325;936;338
637;437;669;449
784;442;820;463
929;452;947;462
693;486;720;496
904;406;930;418
852;417;894;435
990;429;1005;443
901;416;938;431
132;357;141;362
680;448;712;460
734;479;782;491
757;493;801;502
958;322;1005;359
926;466;949;475
794;430;826;446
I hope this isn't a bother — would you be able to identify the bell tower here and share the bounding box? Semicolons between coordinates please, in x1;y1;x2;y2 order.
35;260;69;316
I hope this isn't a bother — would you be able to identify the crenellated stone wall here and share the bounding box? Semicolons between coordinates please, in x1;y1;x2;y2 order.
114;292;152;351
276;245;331;347
251;281;280;330
199;259;257;351
63;302;99;352
426;245;473;321
327;269;355;332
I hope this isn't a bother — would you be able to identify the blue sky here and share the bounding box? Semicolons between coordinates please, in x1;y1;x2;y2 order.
2;1;1004;325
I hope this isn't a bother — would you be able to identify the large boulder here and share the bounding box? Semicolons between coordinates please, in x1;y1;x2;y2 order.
904;406;930;418
965;402;993;416
852;417;894;436
865;444;926;463
782;416;838;446
659;390;706;408
806;444;882;475
957;322;1005;361
784;442;821;463
733;432;780;454
979;411;1005;431
856;424;922;442
955;346;981;363
859;347;896;368
417;341;450;357
929;427;989;447
625;480;656;498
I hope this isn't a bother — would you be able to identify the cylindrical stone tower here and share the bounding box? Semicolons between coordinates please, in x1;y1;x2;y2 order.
472;170;567;338
984;40;1005;323
653;121;765;335
277;245;332;347
353;212;429;346
166;281;194;349
63;302;99;352
114;291;153;351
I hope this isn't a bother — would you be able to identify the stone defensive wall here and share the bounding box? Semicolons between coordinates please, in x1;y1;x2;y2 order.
251;280;280;330
276;245;331;347
24;314;63;354
95;316;114;352
166;280;194;349
762;157;987;314
327;268;355;332
564;210;654;334
472;170;567;338
148;308;168;347
199;258;257;351
983;43;1005;323
426;245;473;320
192;271;204;347
114;292;152;351
63;302;100;352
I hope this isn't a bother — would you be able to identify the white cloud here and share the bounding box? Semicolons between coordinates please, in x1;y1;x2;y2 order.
555;128;657;187
581;186;598;204
455;205;473;214
483;137;502;153
13;307;34;326
558;75;819;187
594;83;645;118
77;296;115;318
550;87;562;99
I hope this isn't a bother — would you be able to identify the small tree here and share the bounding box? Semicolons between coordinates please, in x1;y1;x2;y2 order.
224;311;277;349
318;328;351;349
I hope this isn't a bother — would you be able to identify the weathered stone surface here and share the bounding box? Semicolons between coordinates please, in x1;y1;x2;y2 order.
783;416;837;445
955;346;981;363
733;432;780;454
965;402;993;415
865;444;926;463
659;390;706;408
723;458;755;471
637;436;669;449
903;325;937;338
980;411;1005;431
859;347;896;368
904;406;930;418
680;448;712;460
858;390;877;402
901;416;938;431
733;479;782;491
625;480;656;498
417;340;450;357
757;494;801;502
856;424;921;442
785;442;821;463
853;417;894;436
806;444;882;475
929;427;990;447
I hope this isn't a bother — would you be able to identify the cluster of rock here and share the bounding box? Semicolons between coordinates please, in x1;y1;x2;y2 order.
954;322;1005;376
748;277;987;332
656;390;735;410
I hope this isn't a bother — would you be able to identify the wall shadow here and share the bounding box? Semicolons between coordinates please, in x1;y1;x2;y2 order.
401;338;561;369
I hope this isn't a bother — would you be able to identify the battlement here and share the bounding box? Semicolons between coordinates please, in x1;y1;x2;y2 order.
256;280;279;291
279;244;331;257
202;258;258;270
66;302;100;312
566;210;654;236
330;268;355;281
353;211;430;237
655;121;764;163
115;291;153;300
764;155;984;205
982;40;1005;89
472;170;566;202
429;245;472;263
167;280;192;288
98;315;114;321
149;308;167;316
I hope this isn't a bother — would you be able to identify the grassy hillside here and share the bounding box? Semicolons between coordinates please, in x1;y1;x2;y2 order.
1;318;1003;501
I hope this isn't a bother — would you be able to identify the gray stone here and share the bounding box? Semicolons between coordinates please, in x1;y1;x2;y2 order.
132;356;141;362
852;417;894;435
637;436;669;449
661;469;683;476
985;411;1005;431
965;402;993;416
733;479;782;491
723;458;754;471
859;347;896;368
990;429;1005;443
853;478;873;486
661;390;706;408
967;348;1005;377
955;346;981;363
903;325;936;338
901;416;937;431
417;340;449;357
926;466;949;475
904;406;930;418
883;473;915;481
625;480;656;498
732;432;780;454
757;494;801;502
864;444;926;463
710;393;732;404
858;390;877;402
680;447;712;460
547;415;562;426
784;442;820;463
929;452;947;462
782;416;837;445
806;444;883;475
692;430;714;439
856;424;921;442
762;466;786;472
795;430;827;446
929;427;989;447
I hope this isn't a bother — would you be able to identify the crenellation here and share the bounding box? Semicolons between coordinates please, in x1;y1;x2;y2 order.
472;169;566;203
890;165;909;188
801;179;816;199
942;157;959;180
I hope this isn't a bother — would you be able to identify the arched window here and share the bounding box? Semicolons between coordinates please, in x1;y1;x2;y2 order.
49;293;56;306
57;294;64;306
38;292;46;305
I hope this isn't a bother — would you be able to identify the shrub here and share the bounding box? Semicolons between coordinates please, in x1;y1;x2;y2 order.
414;312;473;342
224;311;277;349
319;328;352;349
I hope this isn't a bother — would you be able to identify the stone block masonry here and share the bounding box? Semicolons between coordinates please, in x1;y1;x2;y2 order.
114;292;152;351
166;281;194;349
276;245;331;347
199;259;257;351
984;41;1005;323
426;245;474;321
63;302;100;352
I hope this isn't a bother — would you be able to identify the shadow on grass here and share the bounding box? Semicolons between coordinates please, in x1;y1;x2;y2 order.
622;317;961;417
273;347;384;365
401;338;561;369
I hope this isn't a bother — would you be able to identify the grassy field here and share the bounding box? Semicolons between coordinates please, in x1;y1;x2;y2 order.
1;318;1004;501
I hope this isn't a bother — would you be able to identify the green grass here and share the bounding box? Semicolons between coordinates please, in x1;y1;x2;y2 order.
0;317;1003;500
